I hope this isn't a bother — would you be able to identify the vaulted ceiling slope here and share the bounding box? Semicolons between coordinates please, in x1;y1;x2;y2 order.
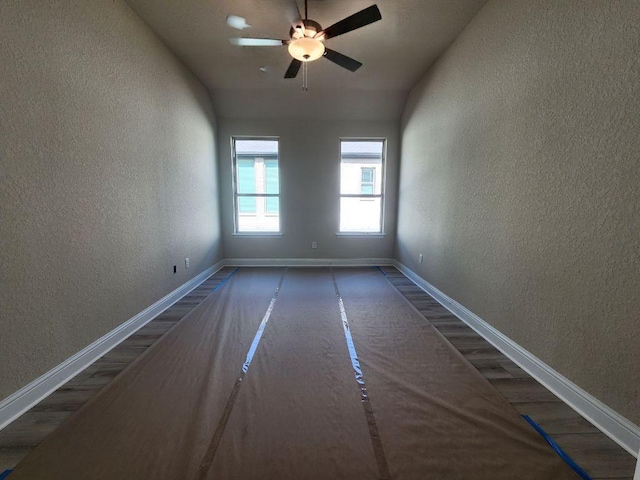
125;0;487;120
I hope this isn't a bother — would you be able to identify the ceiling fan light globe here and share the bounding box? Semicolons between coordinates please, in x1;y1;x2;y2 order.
288;37;325;62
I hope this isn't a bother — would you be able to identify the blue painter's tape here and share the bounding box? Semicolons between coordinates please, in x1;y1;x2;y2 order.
375;266;387;276
0;469;12;479
211;268;239;294
521;415;592;480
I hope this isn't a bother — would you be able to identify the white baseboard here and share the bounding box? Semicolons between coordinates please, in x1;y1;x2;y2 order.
7;258;635;465
0;260;225;432
0;258;387;431
225;258;394;267
393;260;640;458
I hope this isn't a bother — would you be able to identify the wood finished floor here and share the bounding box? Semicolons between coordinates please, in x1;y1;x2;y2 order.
0;266;636;479
379;266;636;480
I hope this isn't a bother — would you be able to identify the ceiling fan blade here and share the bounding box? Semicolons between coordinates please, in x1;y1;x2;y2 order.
284;59;302;78
226;15;251;30
285;0;304;29
318;5;382;40
323;48;362;72
229;38;286;46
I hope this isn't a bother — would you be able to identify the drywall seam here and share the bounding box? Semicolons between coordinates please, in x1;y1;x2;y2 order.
393;260;640;458
224;258;395;267
0;261;224;432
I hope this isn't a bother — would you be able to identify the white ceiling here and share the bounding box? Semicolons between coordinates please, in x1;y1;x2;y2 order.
126;0;487;119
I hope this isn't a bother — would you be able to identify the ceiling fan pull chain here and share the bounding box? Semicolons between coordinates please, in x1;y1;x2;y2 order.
302;62;308;92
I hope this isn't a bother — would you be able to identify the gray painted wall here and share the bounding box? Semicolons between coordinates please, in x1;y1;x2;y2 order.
211;89;406;123
218;119;399;260
0;0;222;400
396;0;640;424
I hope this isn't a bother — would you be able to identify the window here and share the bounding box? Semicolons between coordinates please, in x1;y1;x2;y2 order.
232;138;280;233
340;140;385;233
361;168;375;194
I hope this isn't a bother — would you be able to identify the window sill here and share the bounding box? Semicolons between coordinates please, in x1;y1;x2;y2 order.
233;233;283;238
336;232;386;238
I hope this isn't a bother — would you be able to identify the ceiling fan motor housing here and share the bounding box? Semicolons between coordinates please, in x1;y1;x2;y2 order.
289;19;323;40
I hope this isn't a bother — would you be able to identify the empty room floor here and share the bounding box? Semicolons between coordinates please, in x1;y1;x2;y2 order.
0;267;635;479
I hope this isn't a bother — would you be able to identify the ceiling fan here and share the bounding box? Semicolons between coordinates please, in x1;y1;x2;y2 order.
229;0;382;81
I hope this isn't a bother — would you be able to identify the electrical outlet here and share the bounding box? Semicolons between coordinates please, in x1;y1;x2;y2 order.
419;254;424;264
311;241;318;249
185;257;190;269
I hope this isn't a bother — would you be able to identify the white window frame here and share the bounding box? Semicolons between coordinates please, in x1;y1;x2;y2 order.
338;138;387;235
231;136;281;235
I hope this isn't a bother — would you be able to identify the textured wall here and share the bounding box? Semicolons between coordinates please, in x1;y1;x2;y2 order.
396;0;639;424
218;119;399;260
0;0;222;400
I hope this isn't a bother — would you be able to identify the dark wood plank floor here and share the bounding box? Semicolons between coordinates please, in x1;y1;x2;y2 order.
0;266;237;473
379;266;637;480
0;266;636;479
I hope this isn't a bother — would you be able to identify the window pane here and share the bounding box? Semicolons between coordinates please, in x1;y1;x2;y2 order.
341;142;383;195
239;196;256;213
266;198;279;214
237;159;256;194
265;160;279;194
237;159;256;213
265;159;279;214
340;197;382;232
236;139;278;156
342;141;383;156
237;208;280;233
361;168;374;183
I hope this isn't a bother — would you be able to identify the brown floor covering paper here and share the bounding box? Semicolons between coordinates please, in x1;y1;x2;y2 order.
334;267;577;479
205;268;379;479
9;268;285;479
9;267;578;479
